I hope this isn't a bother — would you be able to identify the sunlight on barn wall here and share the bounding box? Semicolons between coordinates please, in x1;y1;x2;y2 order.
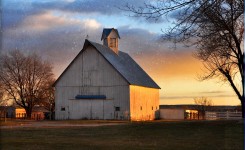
130;85;159;121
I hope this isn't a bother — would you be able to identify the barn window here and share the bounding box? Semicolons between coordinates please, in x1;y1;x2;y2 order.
140;106;142;110
115;107;120;111
109;38;116;48
61;107;65;111
152;106;153;110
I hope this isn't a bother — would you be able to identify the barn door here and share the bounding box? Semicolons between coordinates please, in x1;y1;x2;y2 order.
91;100;104;119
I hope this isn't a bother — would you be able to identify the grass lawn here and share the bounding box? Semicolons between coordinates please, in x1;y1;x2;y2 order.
0;120;243;150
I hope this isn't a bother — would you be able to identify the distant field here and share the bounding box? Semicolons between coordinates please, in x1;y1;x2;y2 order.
0;120;243;150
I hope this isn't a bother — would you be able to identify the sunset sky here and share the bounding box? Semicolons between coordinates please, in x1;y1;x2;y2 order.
1;0;240;106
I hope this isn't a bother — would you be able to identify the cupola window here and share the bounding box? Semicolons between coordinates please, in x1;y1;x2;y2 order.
109;38;116;48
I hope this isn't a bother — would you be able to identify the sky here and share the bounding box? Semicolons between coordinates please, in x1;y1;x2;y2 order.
1;0;241;106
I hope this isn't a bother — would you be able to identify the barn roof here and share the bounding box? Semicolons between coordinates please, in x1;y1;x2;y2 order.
54;39;160;89
101;28;120;40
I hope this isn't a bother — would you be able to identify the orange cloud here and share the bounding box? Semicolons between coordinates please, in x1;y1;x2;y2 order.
17;11;101;32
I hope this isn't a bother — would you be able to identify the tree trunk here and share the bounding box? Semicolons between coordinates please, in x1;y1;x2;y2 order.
241;95;245;119
25;108;32;119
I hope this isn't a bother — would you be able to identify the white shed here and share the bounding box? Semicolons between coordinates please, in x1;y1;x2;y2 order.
54;28;160;121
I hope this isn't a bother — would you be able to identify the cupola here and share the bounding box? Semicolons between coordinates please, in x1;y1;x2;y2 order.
101;28;120;54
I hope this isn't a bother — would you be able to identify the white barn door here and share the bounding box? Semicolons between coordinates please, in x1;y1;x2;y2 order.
91;100;104;119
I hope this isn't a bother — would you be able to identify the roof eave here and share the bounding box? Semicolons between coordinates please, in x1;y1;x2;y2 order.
129;84;161;89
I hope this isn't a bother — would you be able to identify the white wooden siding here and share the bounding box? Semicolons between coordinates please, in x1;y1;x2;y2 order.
55;46;130;120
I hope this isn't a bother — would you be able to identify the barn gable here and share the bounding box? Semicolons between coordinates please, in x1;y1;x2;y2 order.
54;39;160;89
55;45;129;120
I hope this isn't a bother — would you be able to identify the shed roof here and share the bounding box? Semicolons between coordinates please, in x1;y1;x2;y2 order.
101;28;120;40
54;39;160;89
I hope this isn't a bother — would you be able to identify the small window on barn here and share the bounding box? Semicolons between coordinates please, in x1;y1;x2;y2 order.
140;106;142;111
61;107;66;111
115;107;120;111
152;106;153;110
109;38;116;48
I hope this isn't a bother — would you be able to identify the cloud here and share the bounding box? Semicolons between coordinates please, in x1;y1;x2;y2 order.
2;10;103;77
8;10;101;33
198;91;227;94
2;11;194;79
81;19;101;29
118;26;164;53
2;0;46;30
21;12;76;32
2;0;162;32
64;0;76;2
2;1;194;79
31;0;146;15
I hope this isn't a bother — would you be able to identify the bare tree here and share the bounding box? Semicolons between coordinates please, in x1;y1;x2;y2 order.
194;97;213;119
0;50;55;119
0;83;4;104
0;82;3;101
40;79;55;120
124;0;244;117
0;83;7;106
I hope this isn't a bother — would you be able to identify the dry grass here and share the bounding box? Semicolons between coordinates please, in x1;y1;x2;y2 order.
0;120;243;150
0;119;127;125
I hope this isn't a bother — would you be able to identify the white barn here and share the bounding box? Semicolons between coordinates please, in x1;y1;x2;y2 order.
54;28;160;121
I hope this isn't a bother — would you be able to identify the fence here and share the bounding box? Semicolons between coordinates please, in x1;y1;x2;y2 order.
205;111;242;120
